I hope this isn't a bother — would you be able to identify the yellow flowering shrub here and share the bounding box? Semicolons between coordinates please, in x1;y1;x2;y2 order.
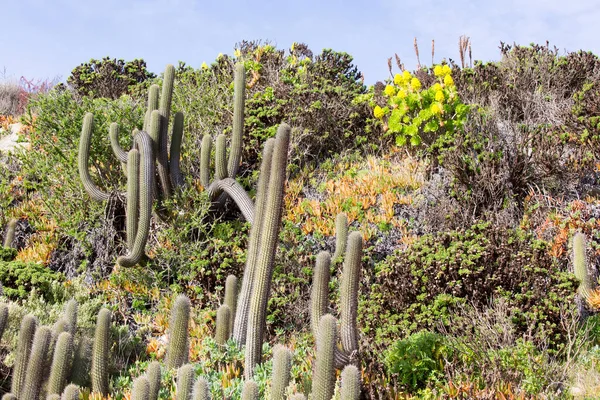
373;64;470;147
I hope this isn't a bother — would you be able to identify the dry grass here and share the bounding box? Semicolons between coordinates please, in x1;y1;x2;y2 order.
0;81;23;116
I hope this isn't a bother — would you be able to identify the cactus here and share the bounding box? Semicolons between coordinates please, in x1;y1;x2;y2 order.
63;299;78;338
92;308;111;396
573;232;591;299
3;218;17;248
166;295;191;369
241;381;259;400
147;361;161;400
0;303;8;341
224;274;238;334
339;231;362;363
170;111;185;188
332;213;348;263
131;376;150;400
312;314;337;400
340;365;361;400
177;364;195;400
244;124;291;378
311;251;331;339
126;148;140;249
12;314;38;397
1;394;16;400
47;331;74;396
271;345;292;400
233;137;275;345
215;304;231;345
23;326;52;400
47;395;61;400
156;64;175;199
70;336;92;387
289;395;307;400
193;377;210;400
78;113;111;201
61;384;80;400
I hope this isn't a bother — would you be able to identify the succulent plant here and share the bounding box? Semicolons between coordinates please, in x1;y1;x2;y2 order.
47;331;74;396
23;326;52;400
167;295;191;369
177;364;195;400
215;304;232;345
91;308;112;396
271;345;292;400
12;314;38;397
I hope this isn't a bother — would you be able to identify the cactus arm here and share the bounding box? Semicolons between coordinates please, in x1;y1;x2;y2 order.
157;64;175;199
3;218;16;248
146;361;161;400
47;332;74;396
78;113;110;201
166;295;191;369
117;131;155;267
215;134;228;181
241;381;258;400
23;326;52;400
228;63;246;178
131;376;150;400
12;314;37;397
340;365;361;400
208;178;255;224
271;345;292;400
332;213;348;263
0;304;7;341
176;364;195;400
91;308;111;396
63;299;78;338
573;232;591;299
224;275;238;335
244;124;290;378
312;314;337;400
170;111;185;188
215;304;231;345
61;384;80;400
193;377;210;400
232;138;275;345
200;134;212;189
311;251;331;339
126;149;140;250
109;122;129;163
339;231;362;361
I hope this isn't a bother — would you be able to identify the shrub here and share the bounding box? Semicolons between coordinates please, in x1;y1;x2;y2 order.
67;57;156;99
0;81;22;116
0;247;17;261
0;260;64;302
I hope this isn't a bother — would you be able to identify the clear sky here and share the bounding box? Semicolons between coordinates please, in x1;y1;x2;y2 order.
1;0;598;85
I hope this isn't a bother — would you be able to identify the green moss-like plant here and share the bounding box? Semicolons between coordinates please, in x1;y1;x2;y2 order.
167;295;191;369
91;308;111;396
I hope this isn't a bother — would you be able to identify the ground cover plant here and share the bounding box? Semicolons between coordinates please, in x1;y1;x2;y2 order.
0;39;600;399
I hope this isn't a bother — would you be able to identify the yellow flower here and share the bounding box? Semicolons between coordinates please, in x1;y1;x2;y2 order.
397;89;407;99
373;105;385;119
430;102;443;115
201;62;208;69
410;77;421;91
435;90;445;102
384;85;396;97
432;83;442;92
393;73;403;85
234;48;241;58
442;65;452;76
402;70;411;81
434;65;443;77
444;74;454;86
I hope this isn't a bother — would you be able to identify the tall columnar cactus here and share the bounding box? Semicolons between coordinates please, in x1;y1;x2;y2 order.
12;314;38;397
1;394;16;400
177;364;195;400
215;304;231;345
47;331;74;396
289;395;307;400
573;232;591;300
193;377;210;400
146;361;162;400
244;124;291;379
92;308;112;396
312;314;337;400
70;336;92;387
332;213;348;263
63;299;78;338
47;395;61;400
311;251;331;339
156;64;176;199
61;384;80;400
22;326;52;400
241;381;259;400
271;345;292;400
166;295;191;369
0;303;8;341
224;274;238;334
233;137;275;346
340;365;361;400
3;218;16;248
131;376;150;400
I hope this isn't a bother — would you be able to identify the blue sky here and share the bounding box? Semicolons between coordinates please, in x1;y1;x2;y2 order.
1;0;598;85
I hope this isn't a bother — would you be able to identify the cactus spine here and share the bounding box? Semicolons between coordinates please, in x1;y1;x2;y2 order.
3;218;16;248
289;395;307;400
233;137;275;345
332;213;348;263
271;345;292;400
61;384;80;400
193;377;210;400
177;364;195;400
147;361;162;400
224;274;238;334
131;376;150;400
0;303;8;341
12;314;38;397
70;336;92;387
312;314;337;400
1;395;16;400
78;113;110;201
340;365;361;400
91;308;111;396
47;395;61;400
47;331;74;396
311;251;331;339
63;299;78;338
244;124;290;379
23;326;52;400
339;231;362;362
166;295;191;369
215;304;231;345
241;381;259;400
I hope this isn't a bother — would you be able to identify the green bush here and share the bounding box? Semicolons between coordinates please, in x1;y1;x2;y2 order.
0;246;17;261
67;57;156;99
0;260;64;302
385;330;448;392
